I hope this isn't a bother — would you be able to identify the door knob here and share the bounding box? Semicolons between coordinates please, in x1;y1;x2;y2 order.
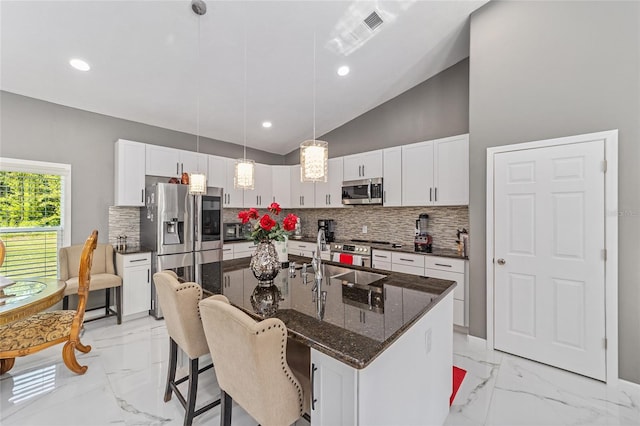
497;258;506;265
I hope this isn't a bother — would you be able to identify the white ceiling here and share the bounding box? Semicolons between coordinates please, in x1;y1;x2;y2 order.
0;1;487;155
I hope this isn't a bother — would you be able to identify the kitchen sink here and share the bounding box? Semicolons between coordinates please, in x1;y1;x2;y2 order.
330;270;387;288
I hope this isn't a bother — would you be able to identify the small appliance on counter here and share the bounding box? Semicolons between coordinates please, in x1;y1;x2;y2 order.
223;222;251;241
292;219;303;239
318;219;336;243
414;213;433;253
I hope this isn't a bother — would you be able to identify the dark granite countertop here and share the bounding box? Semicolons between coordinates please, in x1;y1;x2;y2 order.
114;246;151;255
210;254;456;369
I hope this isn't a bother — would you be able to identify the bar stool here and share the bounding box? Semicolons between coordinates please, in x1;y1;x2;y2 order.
199;295;309;426
153;271;221;426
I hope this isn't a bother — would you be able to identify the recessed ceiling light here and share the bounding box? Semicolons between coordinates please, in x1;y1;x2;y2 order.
337;65;350;77
69;58;90;71
262;121;272;128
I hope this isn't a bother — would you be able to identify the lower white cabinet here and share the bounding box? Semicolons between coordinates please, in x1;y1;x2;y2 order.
224;242;256;259
287;240;315;258
391;252;424;276
115;252;151;321
425;257;467;327
311;349;357;426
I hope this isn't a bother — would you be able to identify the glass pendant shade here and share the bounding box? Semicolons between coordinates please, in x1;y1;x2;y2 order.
300;140;328;182
235;159;255;190
188;172;207;195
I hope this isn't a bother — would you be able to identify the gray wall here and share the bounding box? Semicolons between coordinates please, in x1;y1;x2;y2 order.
468;1;640;384
0;91;283;243
284;59;470;163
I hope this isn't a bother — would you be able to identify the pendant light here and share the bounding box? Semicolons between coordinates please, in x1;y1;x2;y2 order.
300;31;328;183
189;0;207;195
234;12;255;190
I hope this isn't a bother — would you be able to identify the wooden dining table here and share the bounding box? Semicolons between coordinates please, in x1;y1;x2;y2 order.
0;277;65;326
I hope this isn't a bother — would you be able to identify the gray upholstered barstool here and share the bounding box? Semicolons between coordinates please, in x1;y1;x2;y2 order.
153;271;221;426
199;295;309;426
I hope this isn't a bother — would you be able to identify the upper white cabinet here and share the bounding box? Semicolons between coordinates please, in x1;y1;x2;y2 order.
314;157;343;208
290;165;315;208
206;154;226;189
271;166;291;208
382;147;402;207
433;134;469;206
145;145;208;178
223;158;244;208
180;150;208;175
115;139;146;207
244;163;272;208
343;150;383;181
402;134;468;206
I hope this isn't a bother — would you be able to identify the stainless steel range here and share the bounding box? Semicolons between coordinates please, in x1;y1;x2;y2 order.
330;241;372;267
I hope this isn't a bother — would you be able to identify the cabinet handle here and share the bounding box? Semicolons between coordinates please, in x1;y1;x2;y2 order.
311;364;318;410
228;194;231;204
384;287;386;301
435;187;437;202
147;269;150;283
430;187;432;202
328;194;331;205
383;190;386;203
257;195;259;205
363;311;366;324
399;258;415;262
362;165;365;176
141;189;144;203
373;254;388;259
129;258;148;263
435;263;452;268
176;162;180;175
302;196;304;206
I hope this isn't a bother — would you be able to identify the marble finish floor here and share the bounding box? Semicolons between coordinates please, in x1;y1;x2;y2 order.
0;316;638;425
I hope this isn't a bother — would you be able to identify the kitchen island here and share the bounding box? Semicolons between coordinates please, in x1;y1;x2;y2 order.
206;254;456;426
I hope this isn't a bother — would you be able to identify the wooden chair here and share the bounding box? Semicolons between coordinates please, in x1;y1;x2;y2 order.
0;230;98;375
199;296;309;426
153;271;222;426
0;238;5;268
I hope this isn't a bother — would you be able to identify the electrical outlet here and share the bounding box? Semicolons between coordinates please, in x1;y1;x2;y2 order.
362;225;368;234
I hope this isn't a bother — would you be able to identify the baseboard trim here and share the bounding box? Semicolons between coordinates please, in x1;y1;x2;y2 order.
619;378;640;392
467;334;487;347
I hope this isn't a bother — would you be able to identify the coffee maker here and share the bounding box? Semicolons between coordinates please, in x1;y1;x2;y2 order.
414;213;432;253
318;219;336;243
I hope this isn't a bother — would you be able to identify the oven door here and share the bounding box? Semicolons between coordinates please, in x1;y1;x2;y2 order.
332;252;371;268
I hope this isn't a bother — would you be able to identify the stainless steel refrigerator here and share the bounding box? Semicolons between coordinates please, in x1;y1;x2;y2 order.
141;182;223;319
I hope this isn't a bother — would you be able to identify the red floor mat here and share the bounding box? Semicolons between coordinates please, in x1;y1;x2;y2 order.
450;366;467;405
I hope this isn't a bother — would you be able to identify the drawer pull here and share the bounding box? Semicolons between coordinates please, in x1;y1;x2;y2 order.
434;263;452;268
374;254;388;259
399;258;415;262
129;258;148;263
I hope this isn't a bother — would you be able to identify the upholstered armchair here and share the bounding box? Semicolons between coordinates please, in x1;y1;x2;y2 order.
199;296;309;426
59;242;122;324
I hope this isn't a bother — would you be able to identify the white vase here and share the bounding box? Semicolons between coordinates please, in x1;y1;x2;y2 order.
274;236;288;264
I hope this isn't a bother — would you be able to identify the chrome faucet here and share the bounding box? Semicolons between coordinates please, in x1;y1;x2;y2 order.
311;229;327;319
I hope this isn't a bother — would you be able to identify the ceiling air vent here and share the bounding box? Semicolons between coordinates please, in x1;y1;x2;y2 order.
363;11;383;31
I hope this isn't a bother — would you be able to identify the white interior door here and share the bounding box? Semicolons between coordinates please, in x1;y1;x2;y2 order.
493;140;606;381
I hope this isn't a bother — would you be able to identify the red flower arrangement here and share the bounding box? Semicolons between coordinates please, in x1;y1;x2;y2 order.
238;202;299;243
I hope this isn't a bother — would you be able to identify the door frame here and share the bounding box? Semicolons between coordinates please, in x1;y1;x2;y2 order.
485;129;618;384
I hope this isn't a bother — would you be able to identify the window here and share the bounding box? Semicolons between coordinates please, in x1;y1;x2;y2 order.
0;158;71;279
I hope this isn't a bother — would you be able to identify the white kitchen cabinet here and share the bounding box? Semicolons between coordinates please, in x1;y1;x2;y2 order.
425;257;467;327
206;155;226;189
382;147;402;206
271;165;291;208
343;150;383;181
244;163;272;207
145;145;207;178
114;139;146;207
314;157;343;208
290;165;315;208
311;349;357;426
371;249;392;271
402;134;469;206
287;240;315;258
232;241;257;259
223;158;245;208
115;252;151;321
221;245;234;261
391;252;425;276
402;141;434;206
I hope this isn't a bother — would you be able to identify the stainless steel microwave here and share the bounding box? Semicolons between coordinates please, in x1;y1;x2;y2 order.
223;222;251;241
341;178;383;205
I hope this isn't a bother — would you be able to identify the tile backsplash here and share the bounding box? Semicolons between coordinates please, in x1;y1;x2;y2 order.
108;206;140;247
223;206;469;251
